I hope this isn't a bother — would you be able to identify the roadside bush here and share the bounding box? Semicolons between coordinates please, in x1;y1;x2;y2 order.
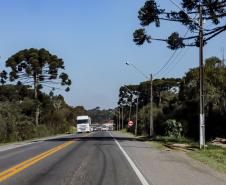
69;126;76;134
0;102;20;142
35;125;52;138
164;119;183;138
0;116;7;142
17;121;36;141
58;121;70;134
154;109;166;136
0;85;78;144
20;97;36;116
137;104;163;135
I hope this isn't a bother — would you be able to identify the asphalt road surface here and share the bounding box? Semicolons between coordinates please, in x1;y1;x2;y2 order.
0;131;142;185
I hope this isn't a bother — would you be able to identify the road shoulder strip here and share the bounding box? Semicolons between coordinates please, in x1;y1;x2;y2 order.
109;132;151;185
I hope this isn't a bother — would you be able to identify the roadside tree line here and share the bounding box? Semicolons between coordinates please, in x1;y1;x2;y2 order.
0;48;81;143
115;57;226;140
118;0;226;143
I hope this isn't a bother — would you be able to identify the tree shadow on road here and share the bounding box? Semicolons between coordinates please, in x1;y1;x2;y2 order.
45;132;152;143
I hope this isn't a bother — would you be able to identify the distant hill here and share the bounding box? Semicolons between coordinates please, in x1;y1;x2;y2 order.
87;107;114;124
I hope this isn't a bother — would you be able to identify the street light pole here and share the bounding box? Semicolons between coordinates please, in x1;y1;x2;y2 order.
129;103;132;121
114;109;120;131
125;62;154;137
123;85;133;122
199;4;205;149
118;107;121;130
121;106;124;130
117;108;120;130
135;95;139;136
123;85;138;134
150;74;154;136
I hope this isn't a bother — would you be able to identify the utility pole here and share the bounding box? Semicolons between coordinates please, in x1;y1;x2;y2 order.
129;103;132;121
199;4;205;149
150;74;154;137
121;106;124;130
118;107;121;130
123;85;133;122
221;47;225;67
135;95;139;136
125;62;154;137
118;108;120;130
123;85;137;133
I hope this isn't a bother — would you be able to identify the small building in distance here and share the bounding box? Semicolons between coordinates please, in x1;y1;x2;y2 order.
103;120;114;131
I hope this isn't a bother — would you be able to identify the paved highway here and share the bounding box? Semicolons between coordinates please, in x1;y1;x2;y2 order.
0;131;142;185
1;131;226;185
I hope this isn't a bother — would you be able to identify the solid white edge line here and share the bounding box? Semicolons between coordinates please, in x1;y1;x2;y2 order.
109;132;150;185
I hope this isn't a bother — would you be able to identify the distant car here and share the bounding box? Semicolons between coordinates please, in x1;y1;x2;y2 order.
108;126;114;131
97;126;102;131
101;125;108;131
94;126;100;131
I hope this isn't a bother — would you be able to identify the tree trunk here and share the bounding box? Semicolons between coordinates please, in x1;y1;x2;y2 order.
34;74;40;126
158;91;162;105
35;105;40;126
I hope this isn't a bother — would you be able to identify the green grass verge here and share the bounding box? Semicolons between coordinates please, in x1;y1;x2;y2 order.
148;141;166;150
119;128;129;134
154;135;195;144
148;136;195;150
188;144;226;174
118;129;136;137
118;129;149;139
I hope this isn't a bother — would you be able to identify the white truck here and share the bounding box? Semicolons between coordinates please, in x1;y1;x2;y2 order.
76;116;92;133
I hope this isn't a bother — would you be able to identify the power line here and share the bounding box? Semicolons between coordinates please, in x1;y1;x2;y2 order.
153;1;200;78
161;47;190;77
158;32;195;77
153;50;177;78
126;62;149;79
153;28;190;78
158;49;186;77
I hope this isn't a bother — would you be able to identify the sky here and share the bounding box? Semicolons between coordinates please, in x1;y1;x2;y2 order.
0;0;225;109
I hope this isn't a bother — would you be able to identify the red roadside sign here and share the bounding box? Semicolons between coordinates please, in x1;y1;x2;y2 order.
128;120;134;127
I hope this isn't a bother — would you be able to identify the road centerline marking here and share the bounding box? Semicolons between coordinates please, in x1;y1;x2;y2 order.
0;132;93;182
109;132;151;185
0;140;74;182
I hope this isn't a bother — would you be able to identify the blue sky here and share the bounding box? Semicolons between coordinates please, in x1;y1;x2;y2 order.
0;0;225;109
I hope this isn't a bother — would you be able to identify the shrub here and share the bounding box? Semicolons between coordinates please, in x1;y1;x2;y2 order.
164;119;183;138
69;126;76;134
17;121;36;141
137;103;163;135
36;125;52;138
0;116;7;142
